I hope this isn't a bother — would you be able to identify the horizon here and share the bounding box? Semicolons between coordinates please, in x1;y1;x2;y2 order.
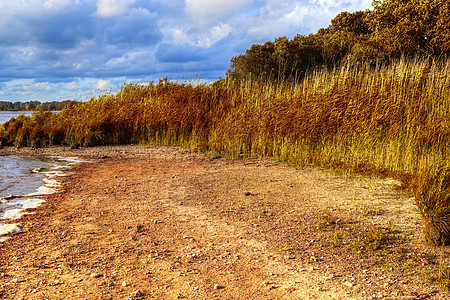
0;0;372;102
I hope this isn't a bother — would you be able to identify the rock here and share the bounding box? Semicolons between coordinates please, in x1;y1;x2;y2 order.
90;273;101;278
343;281;353;287
52;280;61;285
324;274;335;280
130;290;144;297
122;281;128;287
214;284;225;289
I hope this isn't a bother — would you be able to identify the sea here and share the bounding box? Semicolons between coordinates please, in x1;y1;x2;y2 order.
0;111;33;124
0;111;81;241
0;156;82;242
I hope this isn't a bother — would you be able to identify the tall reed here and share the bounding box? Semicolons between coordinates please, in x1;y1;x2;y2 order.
0;58;448;243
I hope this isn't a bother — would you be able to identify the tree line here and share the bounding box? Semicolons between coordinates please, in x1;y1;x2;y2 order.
227;0;450;82
0;100;75;111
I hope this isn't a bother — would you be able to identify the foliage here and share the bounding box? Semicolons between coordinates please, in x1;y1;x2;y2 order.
368;0;443;56
227;0;450;82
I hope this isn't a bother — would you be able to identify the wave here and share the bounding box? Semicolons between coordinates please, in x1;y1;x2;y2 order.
0;156;84;242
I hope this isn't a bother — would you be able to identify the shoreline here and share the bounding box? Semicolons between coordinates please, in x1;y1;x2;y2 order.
0;155;83;241
0;145;442;299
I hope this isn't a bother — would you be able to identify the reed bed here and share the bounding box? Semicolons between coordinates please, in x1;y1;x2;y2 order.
1;58;449;244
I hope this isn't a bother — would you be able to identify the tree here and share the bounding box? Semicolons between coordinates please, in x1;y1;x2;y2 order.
226;0;450;83
328;10;372;36
227;41;277;81
431;1;450;52
368;0;444;56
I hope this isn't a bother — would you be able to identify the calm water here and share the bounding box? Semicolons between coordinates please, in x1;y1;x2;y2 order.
0;156;81;240
0;111;33;124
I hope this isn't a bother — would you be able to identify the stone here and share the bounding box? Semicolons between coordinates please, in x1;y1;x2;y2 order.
90;273;101;278
343;281;353;288
131;290;144;297
214;284;225;289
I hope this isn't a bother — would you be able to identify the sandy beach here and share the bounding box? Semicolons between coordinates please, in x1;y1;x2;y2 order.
0;146;443;299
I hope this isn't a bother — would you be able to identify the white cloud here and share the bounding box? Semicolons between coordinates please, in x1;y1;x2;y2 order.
96;0;136;17
248;0;373;40
64;81;78;91
199;23;232;47
96;79;111;90
185;0;253;25
44;0;80;11
172;23;232;47
34;82;58;91
104;49;153;68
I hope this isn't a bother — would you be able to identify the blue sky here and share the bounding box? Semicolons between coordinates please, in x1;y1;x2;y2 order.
0;0;372;102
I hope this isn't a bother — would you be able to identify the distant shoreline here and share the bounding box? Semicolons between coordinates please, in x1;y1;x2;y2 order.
0;109;60;112
0;100;74;112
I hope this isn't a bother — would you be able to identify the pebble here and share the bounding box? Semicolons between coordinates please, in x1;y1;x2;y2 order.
122;281;128;287
52;280;61;286
130;290;144;297
308;266;317;272
90;273;101;278
343;281;353;287
324;274;335;280
214;284;225;289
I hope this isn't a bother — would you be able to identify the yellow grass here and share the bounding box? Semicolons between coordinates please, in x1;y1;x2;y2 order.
1;57;449;243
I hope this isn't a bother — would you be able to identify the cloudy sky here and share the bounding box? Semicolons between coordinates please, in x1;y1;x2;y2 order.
0;0;372;102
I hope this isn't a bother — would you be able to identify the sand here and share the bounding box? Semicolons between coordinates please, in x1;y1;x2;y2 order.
0;145;443;299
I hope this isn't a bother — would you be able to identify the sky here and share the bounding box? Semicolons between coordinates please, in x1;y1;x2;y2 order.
0;0;372;102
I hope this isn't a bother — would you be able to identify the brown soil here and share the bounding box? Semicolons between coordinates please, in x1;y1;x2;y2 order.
0;146;446;299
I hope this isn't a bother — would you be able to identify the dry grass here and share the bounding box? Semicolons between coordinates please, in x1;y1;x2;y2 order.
0;58;449;244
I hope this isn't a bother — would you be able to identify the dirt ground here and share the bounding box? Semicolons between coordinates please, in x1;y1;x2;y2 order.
0;146;446;299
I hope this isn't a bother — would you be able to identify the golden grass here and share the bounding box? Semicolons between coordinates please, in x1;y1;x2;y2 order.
1;57;449;243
